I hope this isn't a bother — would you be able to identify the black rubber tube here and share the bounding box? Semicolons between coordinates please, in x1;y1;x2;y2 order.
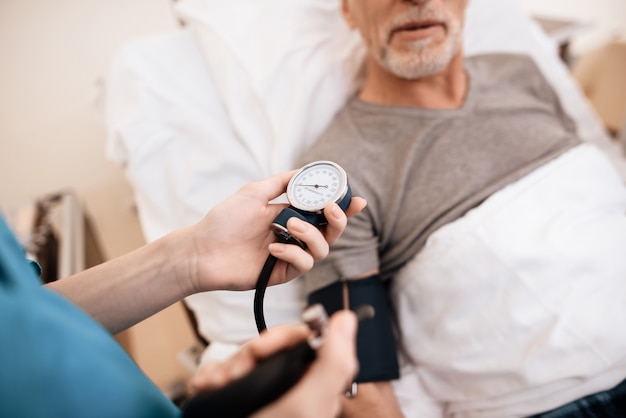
254;254;278;333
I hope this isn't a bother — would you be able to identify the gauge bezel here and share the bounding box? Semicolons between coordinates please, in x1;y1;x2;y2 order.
286;161;349;212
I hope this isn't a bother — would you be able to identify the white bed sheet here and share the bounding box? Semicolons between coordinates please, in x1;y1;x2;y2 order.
104;0;626;363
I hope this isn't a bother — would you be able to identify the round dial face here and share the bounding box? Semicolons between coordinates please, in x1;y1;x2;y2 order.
287;161;348;212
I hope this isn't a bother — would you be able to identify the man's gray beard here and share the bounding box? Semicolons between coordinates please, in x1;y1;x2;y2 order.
377;33;461;80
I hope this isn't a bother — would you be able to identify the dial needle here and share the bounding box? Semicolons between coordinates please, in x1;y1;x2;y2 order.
298;184;328;188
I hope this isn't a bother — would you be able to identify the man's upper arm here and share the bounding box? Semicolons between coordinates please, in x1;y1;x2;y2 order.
301;207;380;294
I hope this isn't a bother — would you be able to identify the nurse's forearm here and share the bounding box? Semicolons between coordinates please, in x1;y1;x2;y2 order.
47;227;195;334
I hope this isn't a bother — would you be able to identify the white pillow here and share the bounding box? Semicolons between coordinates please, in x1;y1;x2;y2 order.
173;0;366;174
106;31;310;360
107;1;367;360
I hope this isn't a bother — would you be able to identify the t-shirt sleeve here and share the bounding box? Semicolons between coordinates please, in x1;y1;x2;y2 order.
301;205;380;294
517;54;579;136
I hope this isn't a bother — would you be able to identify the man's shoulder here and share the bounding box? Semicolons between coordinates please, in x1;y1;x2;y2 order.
466;52;537;69
466;53;552;97
298;100;361;164
314;97;363;141
467;53;543;81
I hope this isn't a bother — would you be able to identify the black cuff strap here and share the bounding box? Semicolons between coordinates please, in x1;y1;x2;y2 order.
308;275;400;383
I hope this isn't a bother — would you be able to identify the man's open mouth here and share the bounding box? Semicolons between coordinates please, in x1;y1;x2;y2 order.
397;20;443;32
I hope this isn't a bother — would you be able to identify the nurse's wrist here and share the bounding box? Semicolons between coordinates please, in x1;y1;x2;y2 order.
158;226;201;298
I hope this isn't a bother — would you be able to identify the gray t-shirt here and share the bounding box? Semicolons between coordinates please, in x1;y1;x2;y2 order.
298;53;580;293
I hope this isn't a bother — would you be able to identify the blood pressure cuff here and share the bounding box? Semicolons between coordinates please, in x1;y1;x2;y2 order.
307;275;400;383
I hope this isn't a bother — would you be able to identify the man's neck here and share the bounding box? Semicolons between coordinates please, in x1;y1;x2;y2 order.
358;52;468;109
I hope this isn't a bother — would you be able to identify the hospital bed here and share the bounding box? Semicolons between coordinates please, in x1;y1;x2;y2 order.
105;0;626;415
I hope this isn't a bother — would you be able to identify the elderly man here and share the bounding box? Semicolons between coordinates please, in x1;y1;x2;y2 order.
299;0;626;417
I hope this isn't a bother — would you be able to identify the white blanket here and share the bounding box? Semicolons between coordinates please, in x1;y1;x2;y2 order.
391;144;626;418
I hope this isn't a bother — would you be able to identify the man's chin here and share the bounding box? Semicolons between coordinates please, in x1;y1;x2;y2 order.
382;55;450;79
382;39;460;79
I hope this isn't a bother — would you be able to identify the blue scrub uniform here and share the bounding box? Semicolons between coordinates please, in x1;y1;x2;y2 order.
0;215;181;418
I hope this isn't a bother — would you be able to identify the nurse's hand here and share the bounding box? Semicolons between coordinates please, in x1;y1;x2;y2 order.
189;310;359;418
183;170;366;293
46;170;364;335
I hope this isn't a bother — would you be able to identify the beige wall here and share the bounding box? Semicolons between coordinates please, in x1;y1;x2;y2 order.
0;0;194;392
0;0;179;205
